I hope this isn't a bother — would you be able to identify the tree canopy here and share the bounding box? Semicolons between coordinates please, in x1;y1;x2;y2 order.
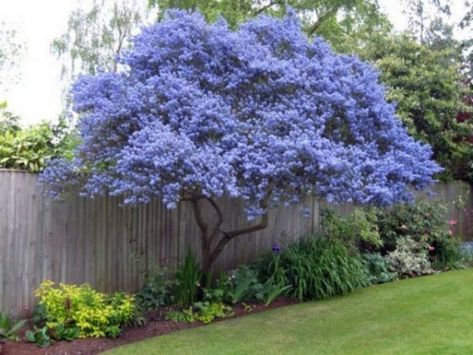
51;0;145;80
42;10;441;270
0;22;25;93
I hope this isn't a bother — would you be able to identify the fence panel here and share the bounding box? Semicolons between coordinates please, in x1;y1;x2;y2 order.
0;170;471;316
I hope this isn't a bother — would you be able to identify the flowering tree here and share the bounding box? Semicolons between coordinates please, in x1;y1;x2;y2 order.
42;10;441;272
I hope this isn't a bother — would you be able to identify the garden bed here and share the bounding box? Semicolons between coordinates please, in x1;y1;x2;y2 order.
0;298;293;355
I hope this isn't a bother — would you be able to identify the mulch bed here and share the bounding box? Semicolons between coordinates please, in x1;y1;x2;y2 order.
0;298;294;355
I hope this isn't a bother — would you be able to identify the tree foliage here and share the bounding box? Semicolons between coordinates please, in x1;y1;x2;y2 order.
51;0;146;80
0;106;76;173
149;0;388;44
42;11;440;271
355;32;473;183
0;22;25;91
401;0;451;43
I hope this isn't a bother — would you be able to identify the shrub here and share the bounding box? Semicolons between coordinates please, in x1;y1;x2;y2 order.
321;207;382;250
386;237;433;278
173;251;202;308
25;326;51;348
431;237;463;270
460;242;473;267
136;266;174;312
35;280;135;338
0;117;76;173
361;253;397;284
376;201;463;270
226;266;265;304
0;312;26;342
165;301;234;324
256;236;369;301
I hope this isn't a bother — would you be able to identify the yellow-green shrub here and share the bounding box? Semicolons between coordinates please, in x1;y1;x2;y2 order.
35;280;135;338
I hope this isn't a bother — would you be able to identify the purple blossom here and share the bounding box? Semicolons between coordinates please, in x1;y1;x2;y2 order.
272;243;282;255
41;10;442;218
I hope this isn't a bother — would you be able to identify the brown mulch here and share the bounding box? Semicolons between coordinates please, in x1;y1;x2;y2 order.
0;298;294;355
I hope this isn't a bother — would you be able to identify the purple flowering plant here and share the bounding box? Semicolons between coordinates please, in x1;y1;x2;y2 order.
41;10;441;272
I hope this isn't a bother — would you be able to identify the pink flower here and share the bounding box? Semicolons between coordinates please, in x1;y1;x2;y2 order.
428;245;435;252
448;219;458;225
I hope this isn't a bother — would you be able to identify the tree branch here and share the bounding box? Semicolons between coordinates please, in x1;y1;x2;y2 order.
204;197;223;246
253;1;277;16
191;197;208;235
226;212;268;239
307;10;336;37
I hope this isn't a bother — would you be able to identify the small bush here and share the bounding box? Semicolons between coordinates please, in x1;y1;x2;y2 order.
0;312;26;342
323;202;464;272
165;301;233;324
136;266;174;312
227;266;265;304
386;237;433;278
25;326;51;348
256;236;369;301
173;251;202;308
321;208;382;250
460;242;473;267
378;201;464;271
361;253;397;284
35;280;135;338
0;116;76;173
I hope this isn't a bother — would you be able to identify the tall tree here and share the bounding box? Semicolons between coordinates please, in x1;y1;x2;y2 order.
149;0;388;44
358;34;472;182
0;22;25;93
42;11;440;272
51;0;146;80
401;0;451;43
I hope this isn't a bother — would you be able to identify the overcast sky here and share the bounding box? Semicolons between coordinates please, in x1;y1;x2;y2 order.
0;0;470;124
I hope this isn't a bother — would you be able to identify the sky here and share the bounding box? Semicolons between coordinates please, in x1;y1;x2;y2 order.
0;0;470;124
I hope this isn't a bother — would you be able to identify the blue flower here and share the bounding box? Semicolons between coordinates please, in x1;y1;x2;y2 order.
41;9;441;218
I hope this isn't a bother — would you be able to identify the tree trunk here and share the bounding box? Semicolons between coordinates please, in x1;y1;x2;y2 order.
190;196;268;274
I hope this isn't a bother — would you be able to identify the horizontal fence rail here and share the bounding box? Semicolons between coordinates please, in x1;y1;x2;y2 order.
0;170;472;316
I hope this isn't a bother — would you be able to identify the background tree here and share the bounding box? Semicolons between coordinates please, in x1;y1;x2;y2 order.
42;11;440;272
356;34;472;182
149;0;388;44
401;0;451;43
51;0;147;80
148;0;254;28
0;22;25;93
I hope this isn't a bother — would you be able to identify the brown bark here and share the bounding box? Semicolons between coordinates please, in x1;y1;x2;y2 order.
190;196;268;274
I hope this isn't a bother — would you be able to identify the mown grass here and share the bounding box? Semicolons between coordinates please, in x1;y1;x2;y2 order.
106;269;473;355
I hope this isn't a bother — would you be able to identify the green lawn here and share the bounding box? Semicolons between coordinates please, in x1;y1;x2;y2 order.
106;269;473;355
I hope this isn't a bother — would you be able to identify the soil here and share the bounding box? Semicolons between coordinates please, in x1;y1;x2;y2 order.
0;298;294;355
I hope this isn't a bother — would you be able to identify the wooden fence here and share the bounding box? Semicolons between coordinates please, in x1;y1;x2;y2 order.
0;170;472;316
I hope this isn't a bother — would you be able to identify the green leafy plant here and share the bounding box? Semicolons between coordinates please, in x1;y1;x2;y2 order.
361;253;398;284
173;251;202;308
0;312;26;342
386;237;433;278
165;309;191;323
321;207;382;250
193;301;234;324
262;282;291;307
460;243;473;267
165;302;233;324
0;118;76;173
51;323;79;341
257;236;369;301
136;266;174;312
35;280;135;338
376;201;463;270
25;326;51;348
31;304;47;327
227;266;262;304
